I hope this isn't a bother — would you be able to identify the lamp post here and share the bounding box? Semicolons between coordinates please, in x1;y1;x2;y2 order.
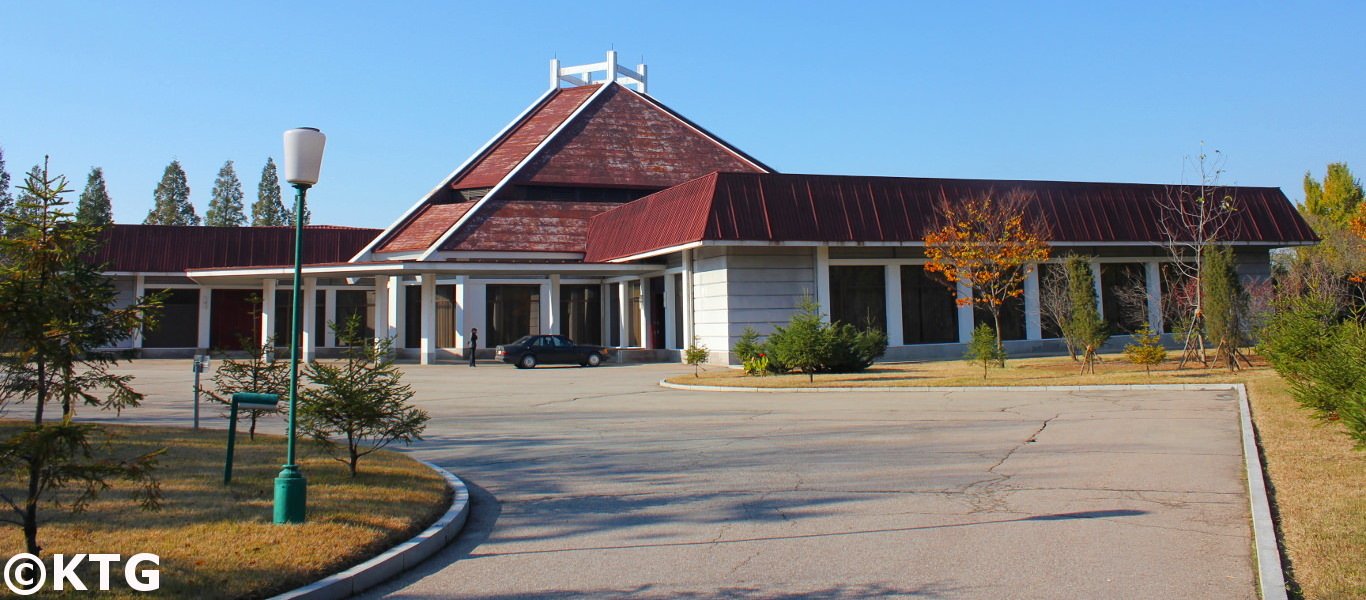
275;127;325;524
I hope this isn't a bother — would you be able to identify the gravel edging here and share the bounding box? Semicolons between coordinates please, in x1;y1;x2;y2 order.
271;459;471;600
660;379;1288;600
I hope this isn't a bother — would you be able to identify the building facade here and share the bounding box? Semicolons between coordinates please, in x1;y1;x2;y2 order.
105;53;1317;364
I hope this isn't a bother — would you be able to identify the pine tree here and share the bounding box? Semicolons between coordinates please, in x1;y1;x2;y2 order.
0;158;165;554
144;160;199;225
205;160;246;226
0;146;12;235
1066;256;1108;374
1201;245;1250;371
76;167;114;226
251;158;289;226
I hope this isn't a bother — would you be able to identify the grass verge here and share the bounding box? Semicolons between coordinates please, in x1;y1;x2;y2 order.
669;354;1366;599
0;422;449;599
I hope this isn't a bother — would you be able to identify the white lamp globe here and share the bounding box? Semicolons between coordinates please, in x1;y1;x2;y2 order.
283;128;326;186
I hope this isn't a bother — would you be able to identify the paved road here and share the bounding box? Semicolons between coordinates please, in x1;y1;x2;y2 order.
92;360;1254;599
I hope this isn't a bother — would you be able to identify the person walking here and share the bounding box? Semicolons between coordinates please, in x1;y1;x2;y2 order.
467;328;479;367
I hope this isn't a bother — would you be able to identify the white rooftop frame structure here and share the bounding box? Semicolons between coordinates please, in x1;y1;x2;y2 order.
551;50;648;93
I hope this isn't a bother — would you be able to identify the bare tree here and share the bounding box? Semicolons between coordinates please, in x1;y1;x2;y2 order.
1110;267;1151;334
1156;147;1241;367
1038;263;1077;360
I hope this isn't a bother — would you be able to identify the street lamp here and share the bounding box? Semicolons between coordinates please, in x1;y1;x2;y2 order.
275;127;325;524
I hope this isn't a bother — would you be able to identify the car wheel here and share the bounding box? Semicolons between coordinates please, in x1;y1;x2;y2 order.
586;353;602;367
519;354;537;369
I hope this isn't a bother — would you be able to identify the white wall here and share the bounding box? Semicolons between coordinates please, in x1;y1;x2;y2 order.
692;246;816;364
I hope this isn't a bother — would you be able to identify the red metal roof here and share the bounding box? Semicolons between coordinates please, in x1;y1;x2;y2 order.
514;84;767;188
372;83;772;257
92;224;381;272
451;85;601;190
374;202;477;253
439;199;623;253
584;172;1319;262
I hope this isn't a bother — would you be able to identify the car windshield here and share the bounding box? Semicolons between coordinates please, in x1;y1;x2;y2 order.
509;336;535;346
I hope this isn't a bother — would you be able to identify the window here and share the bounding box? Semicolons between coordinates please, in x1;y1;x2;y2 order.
830;266;886;331
487;285;540;347
975;294;1026;341
1101;263;1148;334
900;266;958;344
627;280;642;347
142;289;199;348
559;285;601;345
334;289;374;343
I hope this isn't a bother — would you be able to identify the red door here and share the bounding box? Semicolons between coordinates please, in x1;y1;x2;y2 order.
210;290;261;351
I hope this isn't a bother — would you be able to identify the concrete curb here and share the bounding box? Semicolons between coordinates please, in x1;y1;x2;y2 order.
661;379;1288;600
659;379;1245;393
270;460;471;600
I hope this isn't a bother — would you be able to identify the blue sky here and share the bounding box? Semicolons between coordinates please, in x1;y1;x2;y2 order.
1;1;1362;227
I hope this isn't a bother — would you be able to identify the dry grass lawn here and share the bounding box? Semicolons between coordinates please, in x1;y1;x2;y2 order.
0;423;449;599
670;354;1366;599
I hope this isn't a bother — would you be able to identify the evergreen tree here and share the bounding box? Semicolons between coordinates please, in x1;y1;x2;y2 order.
251;157;289;226
1201;245;1249;371
0;146;12;235
1066;256;1108;374
205;160;246;226
75;167;114;226
144;160;199;225
1303;162;1364;225
0;158;164;554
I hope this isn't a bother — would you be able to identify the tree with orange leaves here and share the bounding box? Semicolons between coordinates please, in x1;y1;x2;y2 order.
923;189;1051;353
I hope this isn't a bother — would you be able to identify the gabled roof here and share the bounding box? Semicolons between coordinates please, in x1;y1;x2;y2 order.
365;82;769;259
584;172;1320;262
93;224;381;272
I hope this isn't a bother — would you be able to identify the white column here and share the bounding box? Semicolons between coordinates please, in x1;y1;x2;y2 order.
638;278;651;348
1024;266;1042;340
815;246;831;323
1091;261;1104;318
323;288;338;347
681;251;694;349
884;265;904;346
197;287;211;350
373;276;390;346
617;280;630;347
419;274;436;364
545;274;560;334
600;282;612;345
663;273;678;349
1145;261;1163;333
454;276;466;351
261;279;277;348
301;277;317;362
132;274;146;349
388;276;404;347
957;282;975;343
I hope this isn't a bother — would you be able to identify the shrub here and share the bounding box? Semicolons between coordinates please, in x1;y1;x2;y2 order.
768;300;828;382
684;337;710;377
767;298;888;381
300;317;429;477
1123;322;1167;375
1257;295;1339;382
733;327;763;364
823;322;889;373
964;323;1005;378
742;353;771;376
1283;320;1366;422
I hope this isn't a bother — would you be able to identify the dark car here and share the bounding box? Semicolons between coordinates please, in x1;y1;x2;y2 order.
495;335;610;369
